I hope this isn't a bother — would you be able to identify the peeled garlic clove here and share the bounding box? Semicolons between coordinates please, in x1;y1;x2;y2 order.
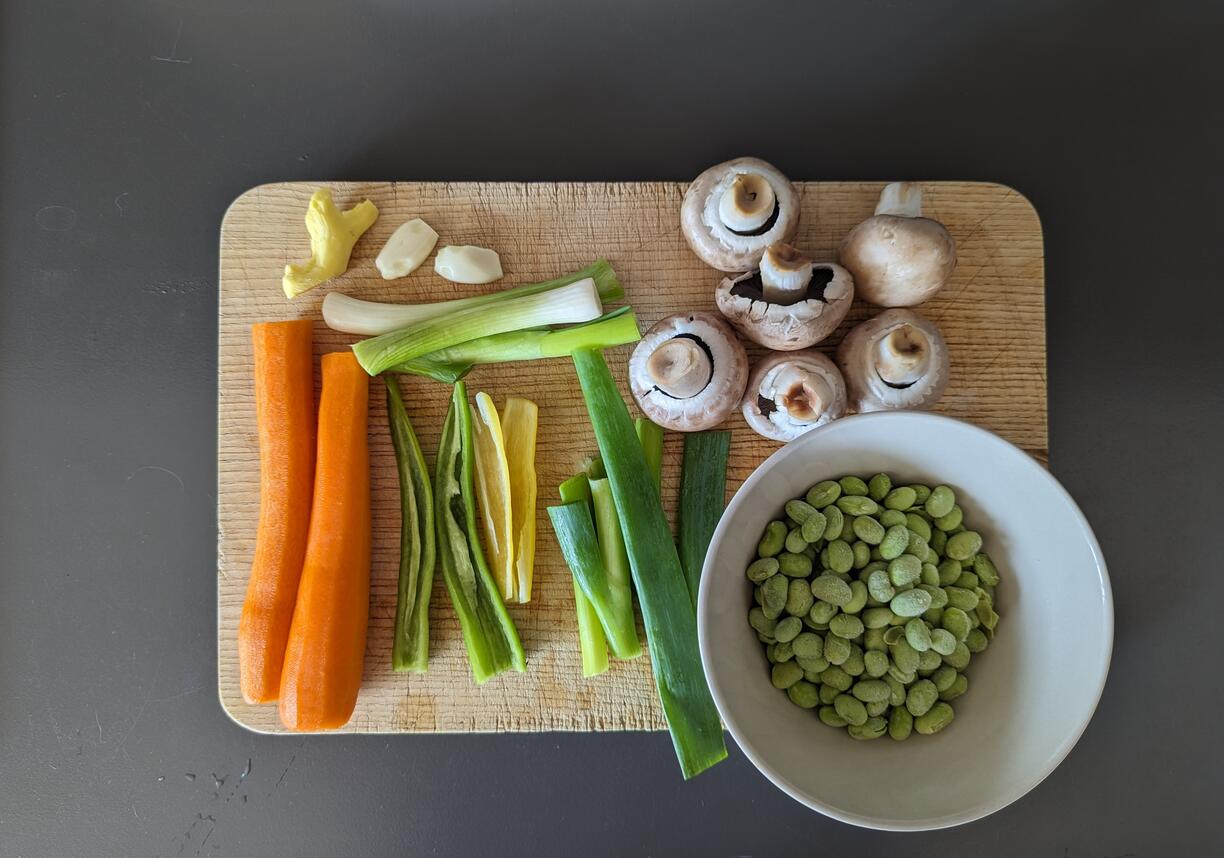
375;218;439;280
646;337;713;399
435;245;504;284
759;243;815;306
718;173;777;234
875;324;931;386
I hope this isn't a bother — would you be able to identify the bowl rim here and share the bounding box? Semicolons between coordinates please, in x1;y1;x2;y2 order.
697;411;1114;831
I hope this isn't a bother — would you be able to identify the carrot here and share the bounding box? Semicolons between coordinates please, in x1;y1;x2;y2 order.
278;351;371;731
239;320;316;705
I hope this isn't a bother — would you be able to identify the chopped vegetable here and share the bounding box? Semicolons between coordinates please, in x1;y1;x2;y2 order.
435;245;503;284
390;308;641;382
502;398;539;603
282;188;378;298
322;259;624;336
239;320;316;704
586;478;643;660
353;278;603;376
385;377;436;673
635;417;664;491
571;348;727;778
471;392;516;599
559;474;608;677
279;353;370;730
435;382;526;683
678;431;731;609
376;218;438;280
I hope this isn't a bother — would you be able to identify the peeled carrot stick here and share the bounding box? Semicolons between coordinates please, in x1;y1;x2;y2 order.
239;320;316;704
278;352;371;731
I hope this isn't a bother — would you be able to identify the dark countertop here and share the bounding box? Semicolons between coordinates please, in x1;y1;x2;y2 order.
2;1;1220;854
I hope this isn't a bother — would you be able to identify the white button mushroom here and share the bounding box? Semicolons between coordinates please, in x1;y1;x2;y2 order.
681;157;799;272
628;312;749;432
741;350;847;442
715;243;854;351
835;308;950;412
434;245;504;284
838;182;957;307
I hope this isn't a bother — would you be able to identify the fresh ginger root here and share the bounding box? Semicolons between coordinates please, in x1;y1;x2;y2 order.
282;188;378;298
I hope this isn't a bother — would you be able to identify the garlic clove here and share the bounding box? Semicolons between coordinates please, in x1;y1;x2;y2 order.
759;243;815;305
434;245;504;284
646;337;713;399
375;218;439;280
875;324;931;387
718;173;776;234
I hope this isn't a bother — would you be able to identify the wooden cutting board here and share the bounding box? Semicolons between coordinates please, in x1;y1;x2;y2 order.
218;180;1045;733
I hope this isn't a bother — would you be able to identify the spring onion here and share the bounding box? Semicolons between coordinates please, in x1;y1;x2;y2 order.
354;278;604;376
571;348;727;779
385;377;436;672
678;431;731;609
557;474;608;677
323;259;624;335
435;382;525;683
391;309;641;383
635;417;664;491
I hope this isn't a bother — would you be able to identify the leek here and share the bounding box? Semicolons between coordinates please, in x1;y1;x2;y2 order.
435;382;526;683
586;478;643;660
385;377;436;672
391;309;640;382
678;431;731;610
571;348;727;779
324;258;624;335
635;417;664;492
354;278;604;376
557;474;609;678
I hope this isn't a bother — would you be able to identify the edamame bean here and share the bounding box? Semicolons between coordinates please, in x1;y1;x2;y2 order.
819;684;841;705
906;513;932;542
863;606;895;629
883;674;906;706
784;527;808;554
974;552;1001;586
888;705;914;740
830;613;865;639
866;699;890;717
945;586;980;612
931;666;958;692
837;495;879;516
853;516;886;545
888;665;916;685
905;679;939;717
773;640;794;662
946;530;983;561
941;606;972;642
930;528;947;556
771;661;803;689
778;552;813;578
881;626;906;647
867;569;896;603
880;508;907;528
747;557;779;583
806;480;841;508
820;665;853;692
824;635;852;665
888;554;923;587
934;504;963;532
787;680;820;708
843;580;869;614
794;632;826;660
956;570;980;589
761;574;787;619
964;628;987;655
800;511;828;543
890;587;932;618
827;539;854;573
839;476;870;497
851;540;871;569
851;679;892;703
904;618;933;652
786;579;815;618
920;562;941;586
868;473;892;501
842;645;865;677
809;600;839;625
819;705;848;727
811;574;853;606
907;531;931;562
884;486;918;510
785;499;819;524
907;484;932;505
863;627;888;652
929;627;957;656
774;616;802;642
848;716;887;740
749;607;777;637
800;657;830;675
925;485;956;518
943;641;972;671
822;505;844;541
864;650;889;677
915;702;955;735
917;647;943;672
834;693;869;726
891;638;920;674
937;559;962;586
758;521;787;557
939;673;968;701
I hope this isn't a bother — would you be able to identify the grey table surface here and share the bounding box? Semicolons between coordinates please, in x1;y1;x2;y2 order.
2;0;1221;855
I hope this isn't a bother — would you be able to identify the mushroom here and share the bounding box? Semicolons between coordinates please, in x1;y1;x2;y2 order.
836;308;949;412
681;157;799;272
838;182;957;307
715;243;854;351
741;350;847;442
628;312;748;432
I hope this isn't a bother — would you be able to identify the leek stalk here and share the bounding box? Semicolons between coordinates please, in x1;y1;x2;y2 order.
558;474;608;677
678;431;731;609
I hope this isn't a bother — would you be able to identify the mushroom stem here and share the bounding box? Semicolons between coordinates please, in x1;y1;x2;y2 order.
759;243;814;306
647;337;713;399
874;182;923;218
874;324;931;386
718;174;776;233
774;365;834;423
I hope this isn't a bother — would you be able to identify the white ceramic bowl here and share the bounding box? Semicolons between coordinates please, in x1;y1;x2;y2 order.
698;412;1112;831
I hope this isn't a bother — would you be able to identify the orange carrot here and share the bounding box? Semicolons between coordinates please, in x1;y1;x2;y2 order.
239;320;316;705
278;351;371;730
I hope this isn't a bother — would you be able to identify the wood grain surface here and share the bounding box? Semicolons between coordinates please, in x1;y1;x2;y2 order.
218;180;1045;734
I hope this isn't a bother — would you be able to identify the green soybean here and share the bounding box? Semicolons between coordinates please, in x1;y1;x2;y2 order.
785;499;819;524
778;552;813;578
868;473;892;501
915;702;955;735
884;486;918;511
834;693;869;726
907;484;932;505
925;485;956;518
786;579;815;618
821;505;845;541
819;683;841;705
758;521;787;557
771;661;803;689
747;557;779;583
888;705;914;740
748;607;776;636
945;586;980;612
942;606;972;642
761;574;787;619
787;680;820;708
943;641;972;671
880;508;907;528
906;513;932;542
934;505;963;532
862;606;895;629
837;495;879;516
824;634;852;665
784;527;808;554
974;552;1001;586
800;511;828;543
811;574;853;606
838;476;870;497
774;616;802;642
890;588;932;617
843;580;869;614
883;674;907;706
827;540;855;573
931;666;958;692
867;570;896;603
939;673;968;701
905;679;939;717
841;645;865;677
819;705;848;727
809;600;839;625
848;716;887;740
853;516;886;545
864;650;889;677
946;530;983;561
830;613;865;639
806;480;841;508
904;618;933;652
917;647;943;672
820;665;852;692
929;627;958;656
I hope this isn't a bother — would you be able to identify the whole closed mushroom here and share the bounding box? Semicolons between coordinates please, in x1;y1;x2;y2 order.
681;157;800;272
716;243;854;351
836;308;949;412
839;182;957;307
741;350;847;442
628;312;748;432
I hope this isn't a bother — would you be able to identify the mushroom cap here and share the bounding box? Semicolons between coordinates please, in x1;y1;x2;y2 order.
715;263;854;351
835;308;950;412
741;349;847;442
838;214;956;307
681;157;799;272
629;311;749;432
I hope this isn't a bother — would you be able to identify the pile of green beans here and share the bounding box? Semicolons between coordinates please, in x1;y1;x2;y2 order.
746;474;1001;741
